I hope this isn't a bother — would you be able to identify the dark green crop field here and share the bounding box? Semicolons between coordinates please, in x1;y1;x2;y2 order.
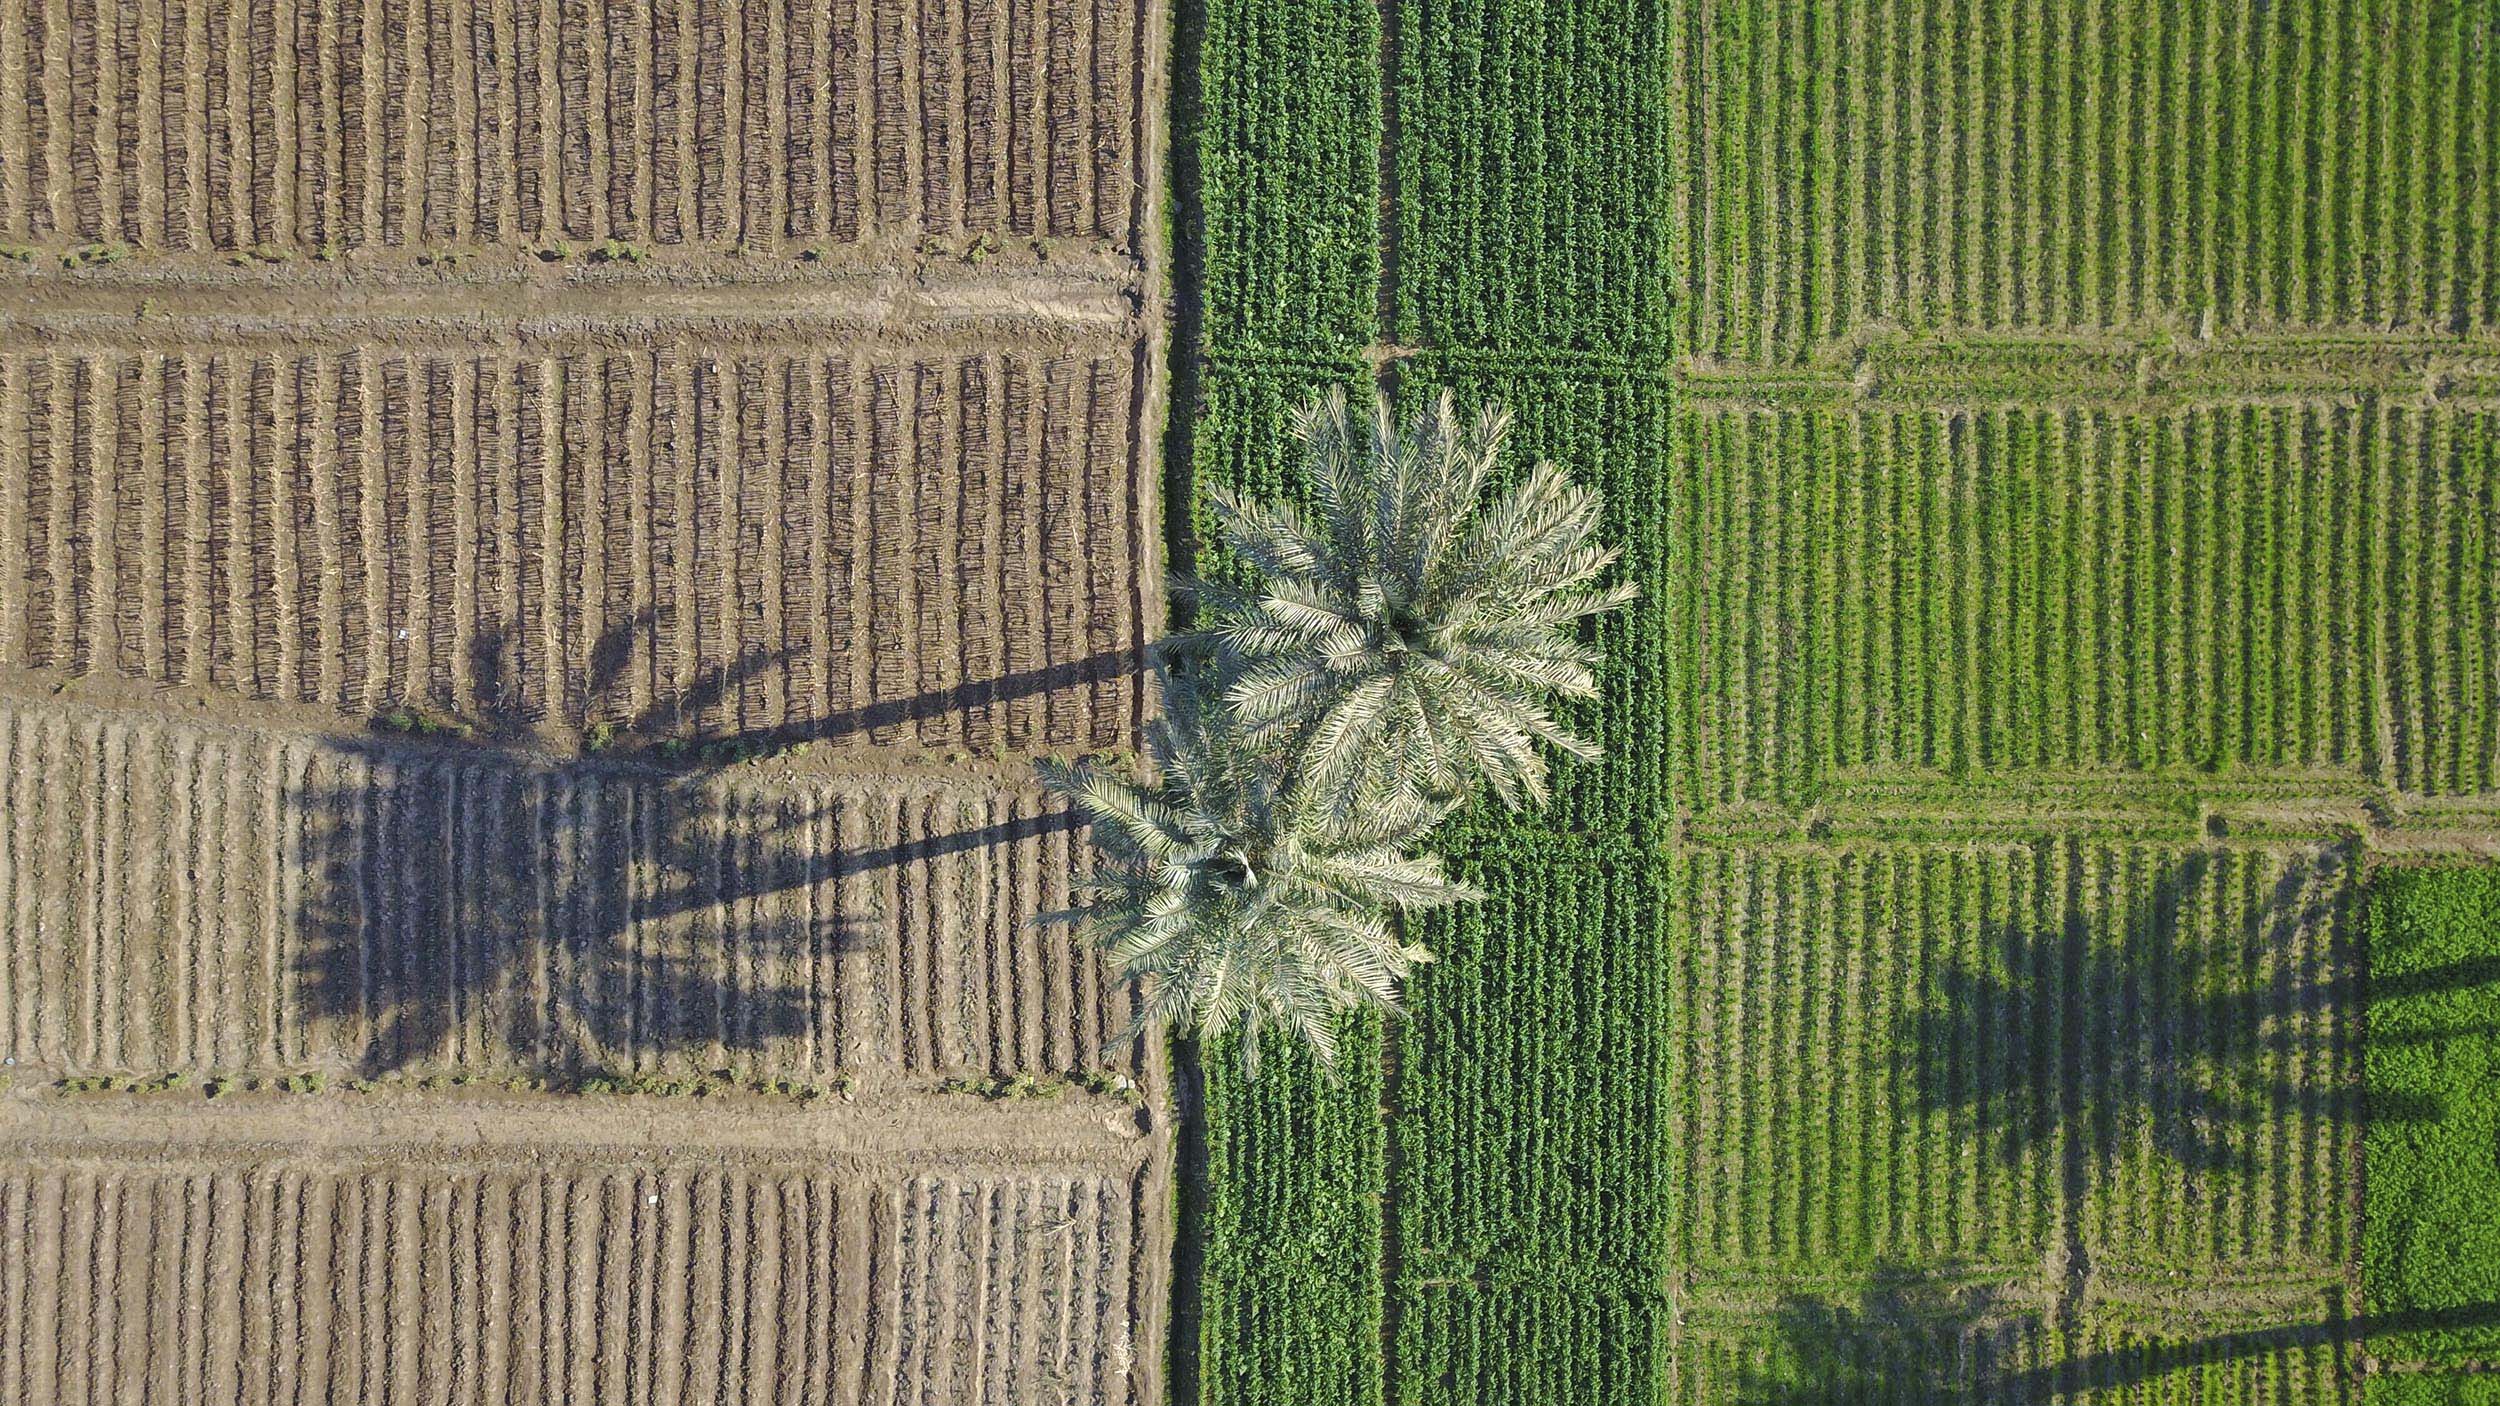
2363;866;2500;1403
1176;1;2500;1401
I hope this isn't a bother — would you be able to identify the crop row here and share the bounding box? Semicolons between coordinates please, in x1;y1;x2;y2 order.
0;1152;1153;1406
1389;0;1677;354
1670;839;2355;1275
1655;399;2500;805
1188;358;1369;517
1678;0;2500;361
1194;1016;1385;1406
1392;837;1669;1282
0;342;1151;750
1670;1306;2350;1404
0;0;1145;250
1391;1282;1666;1406
1191;0;1378;352
2360;864;2500;1374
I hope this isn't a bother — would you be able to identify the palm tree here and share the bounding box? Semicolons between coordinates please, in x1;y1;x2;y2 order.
1039;666;1480;1073
1188;385;1636;816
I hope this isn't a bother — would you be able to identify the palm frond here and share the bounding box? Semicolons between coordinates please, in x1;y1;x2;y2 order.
1191;387;1635;815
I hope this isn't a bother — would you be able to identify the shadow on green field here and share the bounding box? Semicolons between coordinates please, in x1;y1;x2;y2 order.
1729;1264;2014;1404
1902;844;2500;1176
1859;846;2500;1399
1733;1272;2500;1403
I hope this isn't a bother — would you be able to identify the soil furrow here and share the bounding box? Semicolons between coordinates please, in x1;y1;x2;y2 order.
0;694;1144;1085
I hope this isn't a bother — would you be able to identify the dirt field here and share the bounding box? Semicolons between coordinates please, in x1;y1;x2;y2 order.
0;692;1142;1081
0;0;1170;1398
0;312;1152;747
0;0;1148;252
0;1095;1166;1406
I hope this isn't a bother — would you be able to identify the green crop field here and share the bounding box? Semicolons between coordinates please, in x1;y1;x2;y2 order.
1176;0;2500;1402
2362;866;2500;1404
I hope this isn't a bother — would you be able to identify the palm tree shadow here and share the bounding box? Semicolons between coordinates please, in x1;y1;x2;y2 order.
1901;844;2479;1189
1744;850;2500;1400
1729;1263;2024;1404
289;619;1107;1080
289;745;850;1078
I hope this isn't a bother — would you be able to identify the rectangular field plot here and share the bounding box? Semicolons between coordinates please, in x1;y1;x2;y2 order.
1670;839;2356;1278
1660;402;2500;809
2361;865;2500;1376
1194;1017;1385;1406
1673;1291;2352;1405
0;0;1149;253
0;1143;1161;1406
1389;0;1676;355
0;699;1139;1081
1194;0;1378;352
0;341;1153;751
1395;838;1669;1282
1394;1281;1669;1406
1676;0;2500;363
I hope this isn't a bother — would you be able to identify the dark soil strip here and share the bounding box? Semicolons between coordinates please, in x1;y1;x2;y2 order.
1371;5;1407;1399
1161;0;1211;1394
1375;0;1401;346
1379;1010;1409;1406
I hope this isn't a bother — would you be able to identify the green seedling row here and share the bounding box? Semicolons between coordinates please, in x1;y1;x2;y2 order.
1195;0;1380;354
1676;0;2500;364
1197;1016;1388;1406
1391;0;1680;354
1659;402;2500;809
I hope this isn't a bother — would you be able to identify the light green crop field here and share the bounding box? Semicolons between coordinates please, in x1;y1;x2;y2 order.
1176;1;2500;1402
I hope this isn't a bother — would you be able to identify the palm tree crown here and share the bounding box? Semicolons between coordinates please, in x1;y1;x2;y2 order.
1038;667;1479;1073
1191;386;1637;816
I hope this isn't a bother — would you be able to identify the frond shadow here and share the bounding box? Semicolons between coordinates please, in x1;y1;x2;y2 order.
1728;1264;2023;1405
1897;844;2480;1186
289;617;1111;1079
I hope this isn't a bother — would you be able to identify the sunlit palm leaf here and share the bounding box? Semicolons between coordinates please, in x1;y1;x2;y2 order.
1038;666;1476;1075
1205;386;1636;815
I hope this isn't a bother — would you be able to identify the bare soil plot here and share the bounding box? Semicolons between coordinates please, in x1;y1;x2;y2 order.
0;1097;1168;1406
0;694;1143;1083
0;0;1171;1396
0;0;1149;253
0;330;1154;751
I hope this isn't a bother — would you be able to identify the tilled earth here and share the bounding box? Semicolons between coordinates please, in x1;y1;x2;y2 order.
0;0;1171;1400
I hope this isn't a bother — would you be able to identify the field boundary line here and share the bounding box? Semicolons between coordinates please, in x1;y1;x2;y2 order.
1342;331;2500;408
0;670;1084;788
1678;1264;2349;1330
1672;770;2500;850
1675;816;2500;855
0;1090;1162;1169
0;287;1146;348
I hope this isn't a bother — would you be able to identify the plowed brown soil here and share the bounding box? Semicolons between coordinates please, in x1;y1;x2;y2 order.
0;0;1147;252
0;1091;1169;1405
0;692;1145;1082
0;0;1169;1396
0;333;1151;748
